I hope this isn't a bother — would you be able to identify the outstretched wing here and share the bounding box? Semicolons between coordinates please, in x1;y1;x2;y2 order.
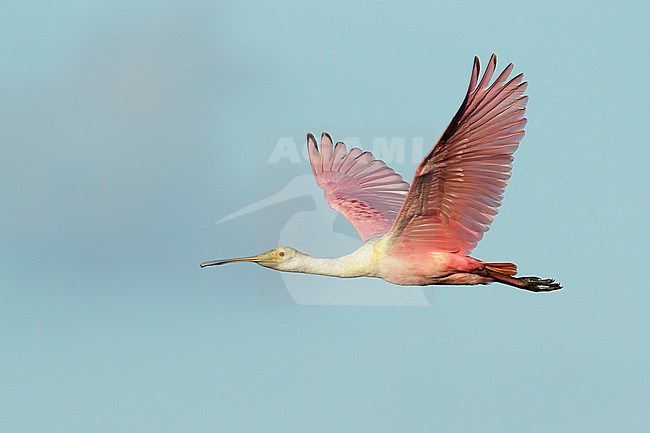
386;54;528;256
308;133;410;242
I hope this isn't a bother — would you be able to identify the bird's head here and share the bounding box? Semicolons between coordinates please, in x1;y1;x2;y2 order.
200;246;304;271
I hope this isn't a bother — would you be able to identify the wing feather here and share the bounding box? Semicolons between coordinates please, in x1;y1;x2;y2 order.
308;133;410;242
386;54;528;255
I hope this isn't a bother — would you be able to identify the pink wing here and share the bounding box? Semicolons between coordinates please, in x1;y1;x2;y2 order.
308;132;410;242
386;54;528;255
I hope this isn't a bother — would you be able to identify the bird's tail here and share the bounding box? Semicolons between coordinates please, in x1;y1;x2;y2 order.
484;262;518;276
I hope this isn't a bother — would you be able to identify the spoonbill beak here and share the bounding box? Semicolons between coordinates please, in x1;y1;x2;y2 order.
200;255;263;268
200;250;277;268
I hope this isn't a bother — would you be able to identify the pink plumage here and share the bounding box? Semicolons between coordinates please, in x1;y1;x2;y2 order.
386;53;528;256
308;54;527;255
307;132;409;242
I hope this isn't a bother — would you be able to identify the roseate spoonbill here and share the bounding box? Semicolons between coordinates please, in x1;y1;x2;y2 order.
201;55;562;292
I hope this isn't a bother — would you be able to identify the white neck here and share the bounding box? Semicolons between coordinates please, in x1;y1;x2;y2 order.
279;243;378;278
298;255;368;278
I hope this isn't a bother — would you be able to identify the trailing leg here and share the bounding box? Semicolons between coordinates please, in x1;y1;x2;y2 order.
481;267;562;292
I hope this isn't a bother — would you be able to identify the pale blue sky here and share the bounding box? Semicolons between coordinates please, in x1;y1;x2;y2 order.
2;1;649;432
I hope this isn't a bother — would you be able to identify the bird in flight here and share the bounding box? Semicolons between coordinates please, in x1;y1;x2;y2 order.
202;55;561;292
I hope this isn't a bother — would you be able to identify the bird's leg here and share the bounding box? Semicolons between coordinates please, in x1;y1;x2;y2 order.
479;268;562;292
516;276;562;292
516;277;562;292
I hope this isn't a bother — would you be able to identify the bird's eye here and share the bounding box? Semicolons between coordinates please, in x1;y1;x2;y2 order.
278;251;285;257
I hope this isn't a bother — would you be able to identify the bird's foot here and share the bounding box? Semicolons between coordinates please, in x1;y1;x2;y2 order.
518;276;563;292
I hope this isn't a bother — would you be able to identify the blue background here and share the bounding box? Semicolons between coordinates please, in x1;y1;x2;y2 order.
2;1;649;431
